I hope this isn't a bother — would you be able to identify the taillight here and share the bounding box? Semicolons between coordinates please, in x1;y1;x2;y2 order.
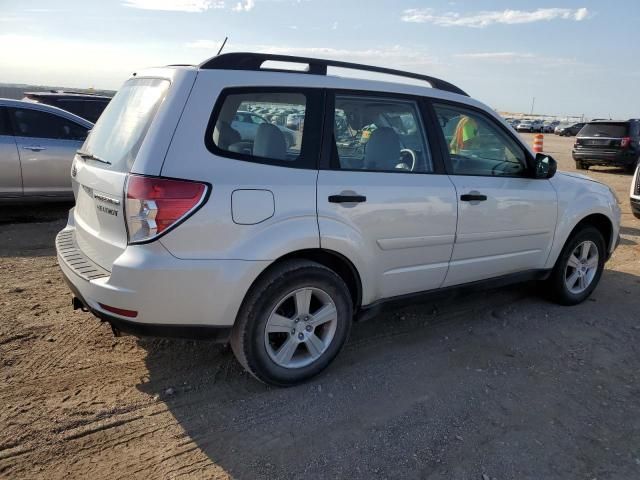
125;175;208;244
621;137;631;148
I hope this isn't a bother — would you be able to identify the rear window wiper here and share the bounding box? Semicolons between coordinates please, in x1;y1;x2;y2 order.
76;150;111;165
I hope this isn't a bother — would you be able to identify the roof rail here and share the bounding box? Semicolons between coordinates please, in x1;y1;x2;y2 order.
199;52;468;97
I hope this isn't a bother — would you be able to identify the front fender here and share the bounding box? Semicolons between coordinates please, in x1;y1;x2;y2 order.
544;173;621;269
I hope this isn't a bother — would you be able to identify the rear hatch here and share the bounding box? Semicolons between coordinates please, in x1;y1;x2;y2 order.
575;122;630;149
72;77;172;270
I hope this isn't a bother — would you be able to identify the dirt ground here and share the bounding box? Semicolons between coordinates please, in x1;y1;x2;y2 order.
1;134;639;480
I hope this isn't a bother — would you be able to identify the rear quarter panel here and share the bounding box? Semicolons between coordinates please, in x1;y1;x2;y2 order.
158;70;319;261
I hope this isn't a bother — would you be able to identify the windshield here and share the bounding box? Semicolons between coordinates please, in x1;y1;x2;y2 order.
579;122;629;138
81;78;170;171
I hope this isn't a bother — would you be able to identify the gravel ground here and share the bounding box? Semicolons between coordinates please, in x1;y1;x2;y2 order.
1;134;639;479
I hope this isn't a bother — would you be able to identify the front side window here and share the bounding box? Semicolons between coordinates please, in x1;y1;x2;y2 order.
211;90;319;168
433;103;527;177
332;94;432;173
9;108;88;141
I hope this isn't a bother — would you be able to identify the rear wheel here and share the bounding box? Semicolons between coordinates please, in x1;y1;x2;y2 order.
230;260;352;386
545;226;605;305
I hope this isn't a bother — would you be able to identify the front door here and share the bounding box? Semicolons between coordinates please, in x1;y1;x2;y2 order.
317;92;458;304
431;102;557;287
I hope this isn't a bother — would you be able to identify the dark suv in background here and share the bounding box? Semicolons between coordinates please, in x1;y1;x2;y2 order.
23;91;112;123
572;119;640;172
557;122;586;136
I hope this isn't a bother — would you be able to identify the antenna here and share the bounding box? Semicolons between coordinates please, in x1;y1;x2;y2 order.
217;37;228;56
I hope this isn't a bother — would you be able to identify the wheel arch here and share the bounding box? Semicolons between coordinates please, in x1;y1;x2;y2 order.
237;248;363;323
548;213;614;269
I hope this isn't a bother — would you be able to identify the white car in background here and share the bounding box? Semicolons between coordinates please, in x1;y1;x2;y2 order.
56;53;621;386
232;111;297;148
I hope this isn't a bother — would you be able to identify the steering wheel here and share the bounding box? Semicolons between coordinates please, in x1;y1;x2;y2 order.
399;149;417;171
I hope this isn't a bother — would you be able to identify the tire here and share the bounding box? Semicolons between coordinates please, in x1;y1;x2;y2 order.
575;161;588;170
624;161;638;174
545;226;606;305
230;259;353;386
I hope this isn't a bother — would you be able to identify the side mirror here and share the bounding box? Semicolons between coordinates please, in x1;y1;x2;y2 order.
533;153;557;179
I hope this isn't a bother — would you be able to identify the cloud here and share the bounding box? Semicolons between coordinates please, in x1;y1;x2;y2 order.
186;42;435;64
455;52;537;60
401;7;591;27
233;0;255;12
121;0;224;12
454;51;581;68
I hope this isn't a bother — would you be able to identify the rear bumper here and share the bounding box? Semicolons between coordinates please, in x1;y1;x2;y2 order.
56;226;269;339
572;149;638;167
631;197;640;219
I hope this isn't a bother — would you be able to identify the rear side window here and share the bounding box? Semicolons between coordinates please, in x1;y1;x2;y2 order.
331;94;433;173
579;122;629;138
208;89;322;169
82;78;170;172
9;108;88;141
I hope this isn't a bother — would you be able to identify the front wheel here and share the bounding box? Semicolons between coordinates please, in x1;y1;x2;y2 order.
545;226;605;305
230;260;353;386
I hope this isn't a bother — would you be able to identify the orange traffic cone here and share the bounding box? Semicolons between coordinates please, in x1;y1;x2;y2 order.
533;134;544;153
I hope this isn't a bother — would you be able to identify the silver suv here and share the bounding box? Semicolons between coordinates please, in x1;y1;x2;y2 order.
56;53;621;385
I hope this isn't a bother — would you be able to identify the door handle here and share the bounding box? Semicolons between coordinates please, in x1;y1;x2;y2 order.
460;193;487;202
22;146;46;152
328;194;367;204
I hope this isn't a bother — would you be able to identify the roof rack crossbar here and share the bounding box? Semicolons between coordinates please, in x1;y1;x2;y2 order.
199;52;468;97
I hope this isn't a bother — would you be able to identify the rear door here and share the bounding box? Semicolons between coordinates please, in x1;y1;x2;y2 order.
431;101;557;287
0;107;22;197
317;92;458;302
8;107;89;196
71;77;172;270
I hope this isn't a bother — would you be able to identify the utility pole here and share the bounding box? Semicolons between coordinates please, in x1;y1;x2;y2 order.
530;97;536;116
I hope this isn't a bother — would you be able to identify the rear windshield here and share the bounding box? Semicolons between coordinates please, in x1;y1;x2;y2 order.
579;122;629;138
81;78;170;171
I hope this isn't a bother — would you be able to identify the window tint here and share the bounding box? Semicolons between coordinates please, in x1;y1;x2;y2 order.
579;122;629;138
211;91;313;166
82;101;109;123
433;103;527;177
0;108;11;135
56;100;86;119
57;99;109;123
332;95;432;173
10;108;88;141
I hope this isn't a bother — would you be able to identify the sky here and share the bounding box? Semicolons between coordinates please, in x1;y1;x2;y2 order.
1;0;639;118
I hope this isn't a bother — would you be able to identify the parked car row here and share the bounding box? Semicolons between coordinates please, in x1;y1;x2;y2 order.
505;117;560;133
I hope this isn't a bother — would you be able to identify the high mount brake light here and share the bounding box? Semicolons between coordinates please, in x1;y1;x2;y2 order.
125;175;208;244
